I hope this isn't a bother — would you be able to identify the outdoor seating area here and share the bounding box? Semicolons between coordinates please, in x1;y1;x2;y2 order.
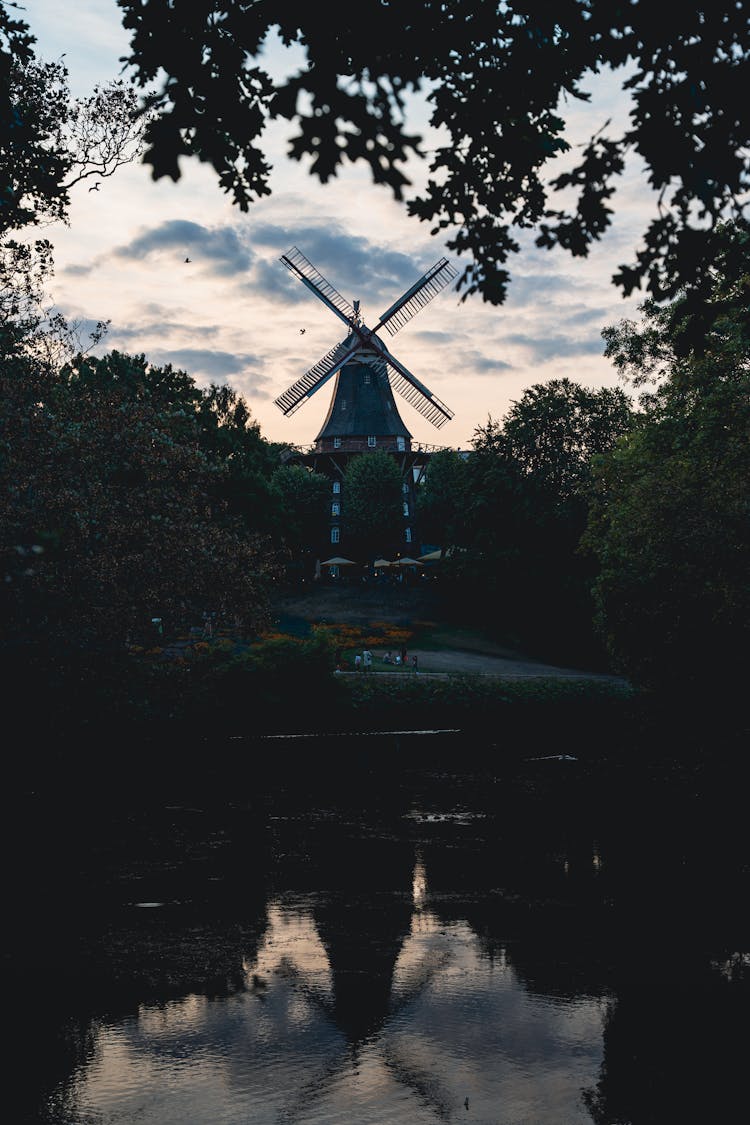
319;553;442;580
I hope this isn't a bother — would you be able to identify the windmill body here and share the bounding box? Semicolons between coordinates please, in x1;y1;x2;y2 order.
275;248;456;565
314;340;410;451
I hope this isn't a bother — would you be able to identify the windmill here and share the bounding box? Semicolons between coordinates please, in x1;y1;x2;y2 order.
274;247;457;563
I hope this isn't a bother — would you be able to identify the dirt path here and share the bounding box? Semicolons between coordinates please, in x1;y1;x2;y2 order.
272;584;630;686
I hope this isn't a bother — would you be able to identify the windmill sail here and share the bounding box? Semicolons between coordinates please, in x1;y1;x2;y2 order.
274;338;360;417
376;258;457;337
381;354;454;428
280;246;357;328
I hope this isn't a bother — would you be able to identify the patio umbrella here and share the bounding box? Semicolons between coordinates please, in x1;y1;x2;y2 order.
392;556;422;567
320;556;358;566
418;549;443;562
373;558;391;568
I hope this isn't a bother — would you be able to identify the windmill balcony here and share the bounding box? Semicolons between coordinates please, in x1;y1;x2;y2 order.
317;437;411;453
288;439;449;456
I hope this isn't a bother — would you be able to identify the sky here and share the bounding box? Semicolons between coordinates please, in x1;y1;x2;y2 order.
26;0;653;452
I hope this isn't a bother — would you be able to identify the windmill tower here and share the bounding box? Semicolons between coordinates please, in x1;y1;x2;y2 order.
275;247;456;561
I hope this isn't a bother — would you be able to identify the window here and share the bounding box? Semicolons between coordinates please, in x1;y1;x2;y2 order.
405;527;412;543
331;526;340;543
402;482;409;494
397;436;406;451
364;372;371;384
332;502;340;516
368;435;376;447
332;481;341;494
333;437;341;448
341;399;347;411
403;502;409;516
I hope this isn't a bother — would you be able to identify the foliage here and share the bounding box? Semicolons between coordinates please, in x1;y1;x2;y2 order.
433;380;635;661
196;381;283;536
416;448;471;550
0;29;151;367
271;463;331;570
2;47;148;236
115;0;750;324
498;378;635;501
0;348;277;650
342;450;403;560
584;269;750;690
602;218;750;369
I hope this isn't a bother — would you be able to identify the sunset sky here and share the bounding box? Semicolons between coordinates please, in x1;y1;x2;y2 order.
27;1;654;451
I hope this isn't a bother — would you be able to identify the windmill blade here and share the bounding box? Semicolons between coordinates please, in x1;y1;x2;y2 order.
376;258;458;338
377;347;454;429
274;338;359;417
280;246;357;329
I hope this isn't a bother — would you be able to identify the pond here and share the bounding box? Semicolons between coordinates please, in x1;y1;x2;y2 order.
8;731;748;1124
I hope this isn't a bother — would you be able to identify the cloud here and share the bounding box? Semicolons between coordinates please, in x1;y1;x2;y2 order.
469;353;514;374
110;319;222;343
112;220;255;276
145;348;273;394
503;332;606;362
245;219;448;312
63;262;94;277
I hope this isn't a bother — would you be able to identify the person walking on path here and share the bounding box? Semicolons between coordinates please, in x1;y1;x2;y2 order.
412;654;419;674
354;653;362;672
400;644;408;666
363;649;372;673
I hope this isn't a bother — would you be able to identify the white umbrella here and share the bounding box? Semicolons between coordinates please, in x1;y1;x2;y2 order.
373;558;392;568
320;556;358;566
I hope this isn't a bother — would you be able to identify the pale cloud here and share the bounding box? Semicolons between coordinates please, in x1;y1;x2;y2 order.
504;332;606;362
145;348;273;396
111;220;255;276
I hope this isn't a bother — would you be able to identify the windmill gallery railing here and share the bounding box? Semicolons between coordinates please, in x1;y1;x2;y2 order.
283;439;453;458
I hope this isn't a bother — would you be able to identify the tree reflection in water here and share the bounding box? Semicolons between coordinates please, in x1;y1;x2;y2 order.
7;736;749;1124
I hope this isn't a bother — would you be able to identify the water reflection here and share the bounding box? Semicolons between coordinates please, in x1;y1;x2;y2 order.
57;881;608;1124
9;739;749;1124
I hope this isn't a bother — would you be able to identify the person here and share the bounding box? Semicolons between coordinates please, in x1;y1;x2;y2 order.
354;653;362;672
395;653;401;665
383;651;392;664
412;654;419;674
363;648;372;673
400;644;407;665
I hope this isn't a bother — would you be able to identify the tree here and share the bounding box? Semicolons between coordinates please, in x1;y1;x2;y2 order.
450;381;634;658
583;237;750;690
0;349;277;651
116;0;750;326
271;463;331;575
416;448;471;550
195;381;283;536
342;451;403;561
1;24;151;364
2;49;147;236
499;378;635;501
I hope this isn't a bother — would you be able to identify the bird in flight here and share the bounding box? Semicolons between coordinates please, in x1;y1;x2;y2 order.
299;327;306;334
88;183;100;192
184;257;191;263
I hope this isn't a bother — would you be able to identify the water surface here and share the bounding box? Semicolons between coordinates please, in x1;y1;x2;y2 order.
9;732;749;1124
